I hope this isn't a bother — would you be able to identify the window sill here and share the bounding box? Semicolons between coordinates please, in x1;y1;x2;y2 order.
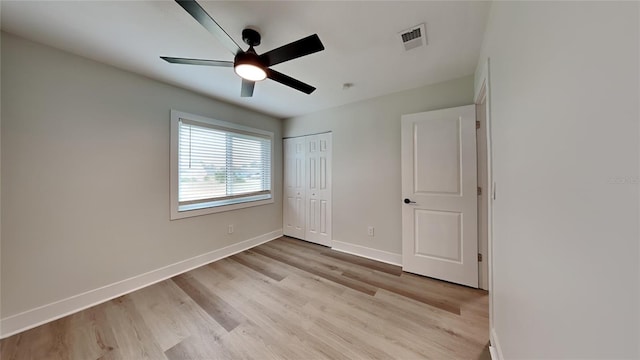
171;195;273;220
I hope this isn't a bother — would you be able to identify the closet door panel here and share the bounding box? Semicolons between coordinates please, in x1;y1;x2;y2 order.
283;138;306;239
305;133;332;246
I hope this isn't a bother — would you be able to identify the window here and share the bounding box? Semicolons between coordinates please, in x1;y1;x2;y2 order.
170;110;273;219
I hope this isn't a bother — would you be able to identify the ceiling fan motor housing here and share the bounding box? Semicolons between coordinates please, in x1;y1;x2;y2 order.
234;48;263;69
242;28;261;47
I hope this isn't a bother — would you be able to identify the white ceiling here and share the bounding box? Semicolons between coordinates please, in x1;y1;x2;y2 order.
1;1;490;119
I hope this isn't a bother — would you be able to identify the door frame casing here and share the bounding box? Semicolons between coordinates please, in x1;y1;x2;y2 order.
474;58;496;349
476;85;489;292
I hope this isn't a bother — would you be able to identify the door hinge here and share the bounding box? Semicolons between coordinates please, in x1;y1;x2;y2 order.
477;187;482;196
478;253;483;262
476;120;480;130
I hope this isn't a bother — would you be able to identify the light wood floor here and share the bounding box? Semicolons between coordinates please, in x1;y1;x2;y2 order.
1;237;489;359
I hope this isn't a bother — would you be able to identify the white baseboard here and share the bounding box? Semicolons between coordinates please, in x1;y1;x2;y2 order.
489;346;498;360
331;240;402;266
490;327;504;360
0;230;282;339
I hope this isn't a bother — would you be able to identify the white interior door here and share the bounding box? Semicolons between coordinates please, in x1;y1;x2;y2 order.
401;105;478;288
305;133;332;246
283;137;306;239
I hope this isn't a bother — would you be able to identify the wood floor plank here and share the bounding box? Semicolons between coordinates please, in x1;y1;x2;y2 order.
104;295;167;360
127;280;192;351
0;333;21;360
193;263;339;359
302;281;471;359
245;242;480;357
243;249;348;299
313;287;482;358
268;238;461;314
261;239;349;274
224;258;310;306
65;303;118;360
342;270;461;315
374;289;489;346
172;273;246;332
251;246;378;296
153;279;238;360
163;332;235;360
24;320;69;360
280;236;403;276
212;258;383;360
229;251;287;281
222;321;300;360
0;237;489;359
365;267;474;306
273;239;472;314
276;265;347;300
235;296;350;360
400;270;488;300
201;260;317;331
320;249;402;275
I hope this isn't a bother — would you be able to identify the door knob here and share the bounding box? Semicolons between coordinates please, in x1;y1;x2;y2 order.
404;198;416;204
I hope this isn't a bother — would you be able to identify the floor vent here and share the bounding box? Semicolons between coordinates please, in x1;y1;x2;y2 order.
399;24;427;51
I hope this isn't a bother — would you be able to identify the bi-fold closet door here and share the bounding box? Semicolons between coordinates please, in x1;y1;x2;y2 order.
283;133;332;246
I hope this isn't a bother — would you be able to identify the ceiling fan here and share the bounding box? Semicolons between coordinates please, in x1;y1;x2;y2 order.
161;0;325;97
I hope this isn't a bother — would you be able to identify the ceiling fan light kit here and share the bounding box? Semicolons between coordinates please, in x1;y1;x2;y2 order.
234;63;266;81
161;0;325;97
234;52;266;81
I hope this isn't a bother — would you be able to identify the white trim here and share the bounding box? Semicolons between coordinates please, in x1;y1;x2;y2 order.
475;87;489;291
475;57;495;335
474;59;489;103
0;229;283;339
331;240;402;266
488;346;498;360
490;328;504;360
637;4;640;357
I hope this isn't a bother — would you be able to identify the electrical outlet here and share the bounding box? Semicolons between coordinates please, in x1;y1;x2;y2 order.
367;226;374;237
228;224;234;234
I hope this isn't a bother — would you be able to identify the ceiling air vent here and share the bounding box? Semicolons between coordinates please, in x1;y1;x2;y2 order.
398;24;427;51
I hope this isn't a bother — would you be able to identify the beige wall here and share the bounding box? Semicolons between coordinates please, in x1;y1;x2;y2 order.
478;2;639;358
283;76;474;255
1;32;282;318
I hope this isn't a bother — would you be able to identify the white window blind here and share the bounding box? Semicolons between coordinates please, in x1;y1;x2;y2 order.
178;118;272;211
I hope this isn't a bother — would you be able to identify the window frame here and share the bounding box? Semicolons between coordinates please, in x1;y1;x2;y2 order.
170;110;274;220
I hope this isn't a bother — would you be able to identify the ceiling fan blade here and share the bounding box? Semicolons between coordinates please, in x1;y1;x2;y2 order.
266;69;316;94
241;79;255;97
161;56;234;67
175;0;243;55
259;34;324;67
